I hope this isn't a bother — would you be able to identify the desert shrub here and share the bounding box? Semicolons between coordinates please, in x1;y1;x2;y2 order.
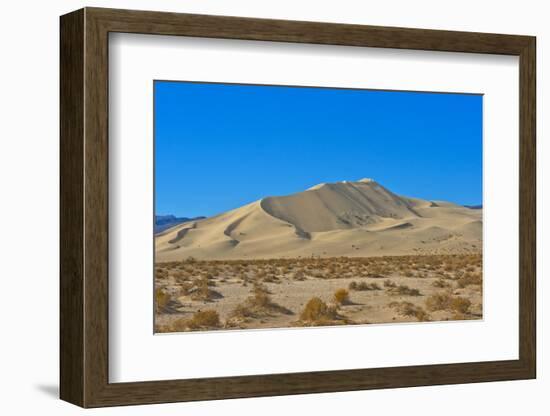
263;273;279;283
349;281;381;291
186;310;221;329
389;284;421;296
250;283;272;308
389;301;430;322
155;323;172;333
383;279;397;288
333;288;350;305
300;297;338;322
155;288;170;312
170;310;221;331
451;297;472;314
230;283;291;321
171;319;192;332
293;270;306;281
155;268;168;279
457;272;482;288
432;279;450;288
252;281;270;294
425;292;471;314
425;292;452;311
186;276;222;301
230;303;256;320
195;277;210;297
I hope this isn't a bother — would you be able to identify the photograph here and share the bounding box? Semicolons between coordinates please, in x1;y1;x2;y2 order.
153;81;483;333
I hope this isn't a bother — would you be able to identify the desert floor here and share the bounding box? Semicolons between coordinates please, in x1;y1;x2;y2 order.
155;254;482;333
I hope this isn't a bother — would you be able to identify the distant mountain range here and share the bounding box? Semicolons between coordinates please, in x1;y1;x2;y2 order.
155;178;482;261
155;215;206;234
464;205;483;210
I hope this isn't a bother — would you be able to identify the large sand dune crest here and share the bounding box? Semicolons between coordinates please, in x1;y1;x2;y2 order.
260;178;420;232
155;179;482;261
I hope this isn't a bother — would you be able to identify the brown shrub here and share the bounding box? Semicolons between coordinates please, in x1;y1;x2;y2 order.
187;277;222;301
230;283;291;321
155;288;170;313
389;284;421;296
170;310;221;332
187;310;221;329
300;297;338;322
425;292;452;311
451;297;472;314
349;281;381;291
293;270;306;281
432;279;450;288
425;292;471;315
249;283;272;308
384;279;397;288
155;268;168;279
333;288;350;305
457;272;482;288
389;301;430;322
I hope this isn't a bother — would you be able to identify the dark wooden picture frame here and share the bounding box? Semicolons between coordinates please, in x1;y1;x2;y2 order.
60;7;536;408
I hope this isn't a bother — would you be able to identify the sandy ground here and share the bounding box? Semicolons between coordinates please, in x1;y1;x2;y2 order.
154;180;482;332
155;254;482;332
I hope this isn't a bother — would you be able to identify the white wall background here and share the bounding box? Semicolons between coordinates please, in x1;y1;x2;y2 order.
0;1;545;414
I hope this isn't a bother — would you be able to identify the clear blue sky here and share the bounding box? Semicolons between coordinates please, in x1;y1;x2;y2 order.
155;81;482;218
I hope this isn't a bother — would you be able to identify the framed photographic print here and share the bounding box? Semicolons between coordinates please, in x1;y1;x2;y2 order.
60;7;536;408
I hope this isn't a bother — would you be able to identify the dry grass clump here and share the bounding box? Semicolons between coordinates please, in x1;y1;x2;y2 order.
186;276;222;301
383;279;397;288
155;267;168;279
186;310;221;329
333;288;350;305
388;301;430;322
388;284;421;297
349;281;382;291
457;272;482;288
294;296;358;327
432;278;451;288
229;283;292;323
169;310;221;332
297;297;344;326
155;288;170;313
425;291;472;315
450;297;472;314
293;270;306;281
262;273;280;283
425;292;451;311
249;283;272;308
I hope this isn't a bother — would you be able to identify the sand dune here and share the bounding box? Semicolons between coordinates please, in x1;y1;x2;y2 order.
155;179;482;261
